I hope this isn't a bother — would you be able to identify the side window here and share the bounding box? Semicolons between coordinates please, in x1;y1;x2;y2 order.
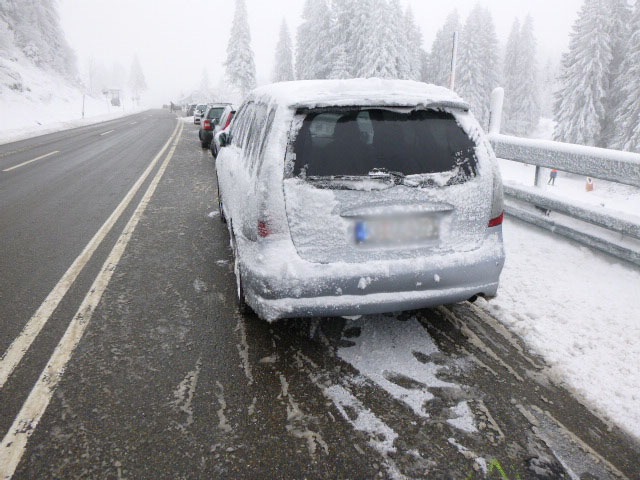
258;108;276;160
246;104;268;168
254;107;277;175
229;104;248;144
237;103;256;152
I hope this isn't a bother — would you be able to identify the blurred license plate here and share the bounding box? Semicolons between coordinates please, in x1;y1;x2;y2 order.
355;216;440;245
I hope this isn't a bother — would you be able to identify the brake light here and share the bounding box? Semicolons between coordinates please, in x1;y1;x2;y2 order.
204;119;212;131
258;220;271;238
488;212;504;227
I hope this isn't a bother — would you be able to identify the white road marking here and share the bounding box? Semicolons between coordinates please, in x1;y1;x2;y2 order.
2;151;59;172
100;129;115;136
129;121;138;125
0;121;181;389
0;121;183;479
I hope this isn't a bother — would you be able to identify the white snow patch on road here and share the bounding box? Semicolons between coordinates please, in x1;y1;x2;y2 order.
338;316;454;418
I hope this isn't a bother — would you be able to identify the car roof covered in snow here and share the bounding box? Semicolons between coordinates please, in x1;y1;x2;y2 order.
248;78;470;112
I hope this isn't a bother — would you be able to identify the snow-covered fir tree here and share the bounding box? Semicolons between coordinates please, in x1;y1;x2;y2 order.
0;0;76;78
330;0;372;79
400;5;424;81
295;0;426;82
539;57;560;118
502;18;522;133
502;16;540;136
553;0;612;146
224;0;256;98
328;44;351;79
296;0;333;80
456;5;499;129
389;0;410;79
272;19;294;83
427;10;461;87
356;0;399;78
600;0;632;148
613;3;640;152
128;55;147;104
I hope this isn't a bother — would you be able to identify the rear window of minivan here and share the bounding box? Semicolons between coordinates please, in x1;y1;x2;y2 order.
291;108;478;181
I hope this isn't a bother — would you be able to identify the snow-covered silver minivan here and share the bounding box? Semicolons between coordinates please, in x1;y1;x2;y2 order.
215;79;505;321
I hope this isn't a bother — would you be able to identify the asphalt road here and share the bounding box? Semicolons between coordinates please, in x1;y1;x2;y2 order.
1;113;639;479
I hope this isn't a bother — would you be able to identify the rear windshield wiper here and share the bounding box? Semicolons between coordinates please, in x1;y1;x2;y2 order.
368;168;421;187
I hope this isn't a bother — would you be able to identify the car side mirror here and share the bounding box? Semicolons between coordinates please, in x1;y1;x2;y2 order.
219;132;230;147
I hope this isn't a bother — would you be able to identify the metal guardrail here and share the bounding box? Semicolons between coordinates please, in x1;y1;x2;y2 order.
490;134;640;188
487;133;640;267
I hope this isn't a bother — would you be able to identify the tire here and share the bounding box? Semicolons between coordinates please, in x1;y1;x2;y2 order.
201;140;209;149
231;232;247;314
215;175;226;223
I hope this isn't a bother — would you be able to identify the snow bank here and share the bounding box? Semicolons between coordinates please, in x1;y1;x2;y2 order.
0;54;144;145
479;218;640;439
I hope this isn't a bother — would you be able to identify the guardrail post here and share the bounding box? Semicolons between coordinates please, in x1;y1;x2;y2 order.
488;87;504;135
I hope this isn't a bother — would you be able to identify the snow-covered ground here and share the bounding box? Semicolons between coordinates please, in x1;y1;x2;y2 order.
485;143;640;440
0;54;145;145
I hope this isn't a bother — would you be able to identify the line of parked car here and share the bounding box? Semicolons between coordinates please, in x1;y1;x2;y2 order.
209;79;506;322
188;102;237;157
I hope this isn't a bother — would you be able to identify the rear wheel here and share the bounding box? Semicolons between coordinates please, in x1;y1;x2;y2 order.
215;175;226;223
231;233;247;314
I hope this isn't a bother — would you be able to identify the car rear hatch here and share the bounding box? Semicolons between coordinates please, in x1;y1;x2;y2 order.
283;107;490;264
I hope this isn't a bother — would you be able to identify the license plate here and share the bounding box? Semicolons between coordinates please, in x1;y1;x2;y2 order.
354;215;440;245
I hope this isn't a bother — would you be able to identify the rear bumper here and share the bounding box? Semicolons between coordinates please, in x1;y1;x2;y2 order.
240;234;505;321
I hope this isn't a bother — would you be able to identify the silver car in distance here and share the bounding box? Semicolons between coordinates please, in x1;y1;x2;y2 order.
215;79;505;321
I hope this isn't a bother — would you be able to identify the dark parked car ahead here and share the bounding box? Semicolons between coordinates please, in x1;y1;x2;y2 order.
199;103;232;148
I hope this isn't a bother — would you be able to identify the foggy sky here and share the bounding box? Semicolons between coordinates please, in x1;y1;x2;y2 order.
58;0;584;105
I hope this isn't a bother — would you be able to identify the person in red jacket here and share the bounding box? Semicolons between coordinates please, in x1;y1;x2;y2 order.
548;169;558;185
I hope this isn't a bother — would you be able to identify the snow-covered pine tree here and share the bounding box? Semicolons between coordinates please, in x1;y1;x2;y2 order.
613;3;640;152
198;68;213;101
517;16;541;135
0;2;16;53
328;43;351;79
356;0;399;78
129;55;147;104
296;0;333;80
272;19;294;83
456;5;499;129
600;0;632;148
1;0;75;78
224;0;256;98
553;0;612;146
503;16;540;136
389;0;411;79
502;18;522;134
402;5;424;80
427;10;461;87
539;58;559;118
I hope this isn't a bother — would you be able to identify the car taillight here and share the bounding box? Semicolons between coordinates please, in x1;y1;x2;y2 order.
258;220;271;238
204;119;212;131
488;212;504;227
